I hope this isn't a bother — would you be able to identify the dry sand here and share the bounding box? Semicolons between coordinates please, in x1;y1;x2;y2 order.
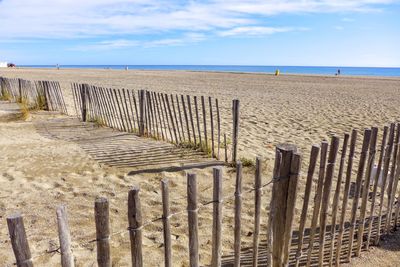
1;68;400;266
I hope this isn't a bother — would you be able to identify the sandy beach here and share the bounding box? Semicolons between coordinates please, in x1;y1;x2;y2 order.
1;68;400;266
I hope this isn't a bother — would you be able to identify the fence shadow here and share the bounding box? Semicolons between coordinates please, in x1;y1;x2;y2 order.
221;213;399;267
34;116;224;173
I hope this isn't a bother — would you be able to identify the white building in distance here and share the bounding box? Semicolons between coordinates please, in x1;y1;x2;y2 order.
0;62;7;68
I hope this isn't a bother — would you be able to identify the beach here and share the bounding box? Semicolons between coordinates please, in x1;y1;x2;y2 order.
1;68;400;266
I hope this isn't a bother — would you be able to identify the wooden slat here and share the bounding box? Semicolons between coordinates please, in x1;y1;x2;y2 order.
294;144;320;267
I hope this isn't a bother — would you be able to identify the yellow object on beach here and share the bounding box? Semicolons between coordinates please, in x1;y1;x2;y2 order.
275;69;280;76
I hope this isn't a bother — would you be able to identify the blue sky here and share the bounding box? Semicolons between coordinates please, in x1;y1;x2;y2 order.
0;0;399;67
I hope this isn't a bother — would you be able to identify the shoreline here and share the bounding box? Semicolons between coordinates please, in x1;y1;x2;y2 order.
6;66;400;80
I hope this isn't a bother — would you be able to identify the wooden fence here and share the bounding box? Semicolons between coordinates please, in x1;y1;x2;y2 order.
71;83;240;162
0;77;67;113
0;76;240;162
5;122;400;266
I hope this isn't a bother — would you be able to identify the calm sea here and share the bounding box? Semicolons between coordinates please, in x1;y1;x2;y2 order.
21;65;400;77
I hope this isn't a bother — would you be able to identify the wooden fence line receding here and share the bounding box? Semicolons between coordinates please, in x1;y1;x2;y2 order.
71;84;239;161
0;77;67;113
6;122;400;267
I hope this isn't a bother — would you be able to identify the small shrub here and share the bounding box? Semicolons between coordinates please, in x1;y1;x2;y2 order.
239;157;256;168
17;102;30;121
89;117;106;127
0;90;12;101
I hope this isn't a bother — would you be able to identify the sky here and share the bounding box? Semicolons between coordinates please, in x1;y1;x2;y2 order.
0;0;399;67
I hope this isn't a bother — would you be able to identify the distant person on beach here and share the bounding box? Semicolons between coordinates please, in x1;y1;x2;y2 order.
125;66;128;70
56;64;60;70
275;69;280;76
337;69;341;75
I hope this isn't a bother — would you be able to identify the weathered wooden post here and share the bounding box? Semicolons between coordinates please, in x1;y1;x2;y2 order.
253;156;262;267
187;173;199;267
138;90;146;136
7;213;33;267
56;205;74;267
161;179;172;267
268;144;301;267
211;167;223;267
81;84;88;122
234;161;243;267
18;78;22;103
232;99;240;163
95;197;111;267
128;186;143;267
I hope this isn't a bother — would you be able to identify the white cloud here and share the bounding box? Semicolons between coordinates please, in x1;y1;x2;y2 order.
219;26;295;37
71;33;206;51
0;0;396;46
341;17;356;22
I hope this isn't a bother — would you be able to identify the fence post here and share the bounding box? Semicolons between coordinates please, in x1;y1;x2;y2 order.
232;99;240;163
234;161;243;267
18;78;22;102
211;167;223;267
161;179;172;267
81;84;88;122
56;205;74;267
187;173;199;267
269;144;301;267
7;213;33;267
253;156;262;267
95;197;111;267
138;90;146;136
128;186;143;267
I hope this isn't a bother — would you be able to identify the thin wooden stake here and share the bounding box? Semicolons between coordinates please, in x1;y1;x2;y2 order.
211;167;223;267
234;161;243;267
194;96;202;147
216;99;221;160
166;94;179;143
187;95;197;145
95;197;111;267
170;94;182;143
7;213;33;267
232;99;240;163
201;96;208;151
176;94;185;141
128;187;143;267
56;205;74;267
182;95;191;143
209;97;215;158
306;141;329;267
253;156;262;267
161;180;172;267
187;173;199;267
294;144;320;267
138;90;146;136
224;133;228;163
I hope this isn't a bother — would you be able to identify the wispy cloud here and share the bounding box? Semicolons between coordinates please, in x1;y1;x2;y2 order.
0;0;396;47
341;17;356;22
71;33;206;51
219;26;297;37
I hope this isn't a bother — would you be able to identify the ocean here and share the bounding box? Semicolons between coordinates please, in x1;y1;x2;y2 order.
21;65;400;77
